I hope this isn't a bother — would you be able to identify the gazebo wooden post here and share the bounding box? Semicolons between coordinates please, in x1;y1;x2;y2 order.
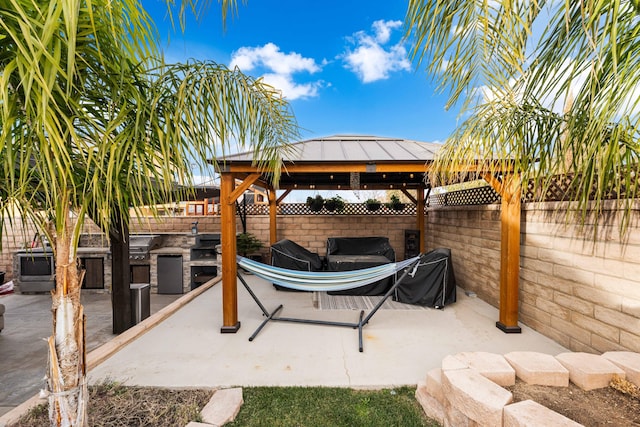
417;187;426;253
268;188;277;246
220;171;240;333
496;174;522;333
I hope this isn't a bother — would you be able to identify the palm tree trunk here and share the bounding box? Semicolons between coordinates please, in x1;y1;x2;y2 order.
110;216;132;334
47;206;88;426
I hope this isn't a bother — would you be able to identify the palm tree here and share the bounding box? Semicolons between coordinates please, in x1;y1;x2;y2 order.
0;0;297;425
405;1;640;232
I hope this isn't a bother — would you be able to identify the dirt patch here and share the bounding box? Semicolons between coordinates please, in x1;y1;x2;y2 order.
507;377;640;427
13;383;214;427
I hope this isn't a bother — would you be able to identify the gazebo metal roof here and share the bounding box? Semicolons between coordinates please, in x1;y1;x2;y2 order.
215;135;440;190
221;135;441;163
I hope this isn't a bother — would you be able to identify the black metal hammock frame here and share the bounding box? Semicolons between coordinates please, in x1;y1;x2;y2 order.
236;255;423;352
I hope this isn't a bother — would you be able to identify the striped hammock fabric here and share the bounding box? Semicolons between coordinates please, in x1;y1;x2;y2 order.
236;255;421;292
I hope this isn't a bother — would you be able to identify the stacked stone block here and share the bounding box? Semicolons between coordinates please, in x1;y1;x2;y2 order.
416;350;640;426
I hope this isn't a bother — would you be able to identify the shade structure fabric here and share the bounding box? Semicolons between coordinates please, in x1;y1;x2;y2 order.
237;255;421;292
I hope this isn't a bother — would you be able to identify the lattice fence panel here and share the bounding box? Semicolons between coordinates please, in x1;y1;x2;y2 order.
429;186;500;206
241;203;418;215
524;174;639;202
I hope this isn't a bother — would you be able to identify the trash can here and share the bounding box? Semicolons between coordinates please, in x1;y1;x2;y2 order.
130;283;150;324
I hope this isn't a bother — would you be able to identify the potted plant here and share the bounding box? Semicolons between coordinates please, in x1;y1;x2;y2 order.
306;195;324;212
324;195;345;212
365;198;382;211
385;194;406;211
236;232;264;259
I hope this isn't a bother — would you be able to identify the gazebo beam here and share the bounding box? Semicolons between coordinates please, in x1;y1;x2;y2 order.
225;163;430;173
276;189;292;205
416;187;426;253
229;173;261;201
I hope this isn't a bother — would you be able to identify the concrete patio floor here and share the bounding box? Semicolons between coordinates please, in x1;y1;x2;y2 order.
1;273;568;424
87;274;567;389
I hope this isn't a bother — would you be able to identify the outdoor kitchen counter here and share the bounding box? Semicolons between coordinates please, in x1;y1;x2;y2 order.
150;247;187;254
77;247;109;254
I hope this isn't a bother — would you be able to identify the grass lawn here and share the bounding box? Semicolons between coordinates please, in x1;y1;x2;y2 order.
228;386;439;427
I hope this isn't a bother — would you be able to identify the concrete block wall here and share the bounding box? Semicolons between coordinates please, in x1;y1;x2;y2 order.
425;205;502;307
426;201;640;354
519;202;640;354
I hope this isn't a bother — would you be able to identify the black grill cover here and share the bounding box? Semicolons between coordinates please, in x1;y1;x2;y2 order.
270;239;323;291
271;239;323;271
394;248;456;308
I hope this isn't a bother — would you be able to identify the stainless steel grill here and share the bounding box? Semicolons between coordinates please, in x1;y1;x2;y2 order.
128;235;162;260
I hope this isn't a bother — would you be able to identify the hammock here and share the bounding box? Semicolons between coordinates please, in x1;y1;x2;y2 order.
237;255;421;292
236;255;423;352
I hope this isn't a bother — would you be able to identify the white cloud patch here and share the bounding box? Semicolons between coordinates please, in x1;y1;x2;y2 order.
342;19;410;83
230;43;323;100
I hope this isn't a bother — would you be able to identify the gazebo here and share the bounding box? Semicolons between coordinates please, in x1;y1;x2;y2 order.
213;135;521;335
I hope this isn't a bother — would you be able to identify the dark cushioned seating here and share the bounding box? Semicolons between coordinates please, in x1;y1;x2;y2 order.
326;237;395;296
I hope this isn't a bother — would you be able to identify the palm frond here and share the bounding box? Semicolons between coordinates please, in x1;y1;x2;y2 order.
406;0;640;234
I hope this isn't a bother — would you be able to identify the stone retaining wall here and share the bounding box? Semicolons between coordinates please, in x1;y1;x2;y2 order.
416;350;640;426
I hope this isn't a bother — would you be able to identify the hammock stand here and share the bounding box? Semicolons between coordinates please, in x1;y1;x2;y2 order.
236;255;422;352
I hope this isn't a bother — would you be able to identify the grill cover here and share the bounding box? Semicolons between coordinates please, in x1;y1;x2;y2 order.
270;239;323;292
270;239;323;271
394;248;457;308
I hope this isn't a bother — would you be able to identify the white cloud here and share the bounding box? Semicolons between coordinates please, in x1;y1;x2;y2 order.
261;73;322;100
229;43;323;100
372;19;402;44
342;20;410;83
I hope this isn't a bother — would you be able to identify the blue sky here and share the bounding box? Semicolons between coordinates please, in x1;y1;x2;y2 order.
144;1;461;145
